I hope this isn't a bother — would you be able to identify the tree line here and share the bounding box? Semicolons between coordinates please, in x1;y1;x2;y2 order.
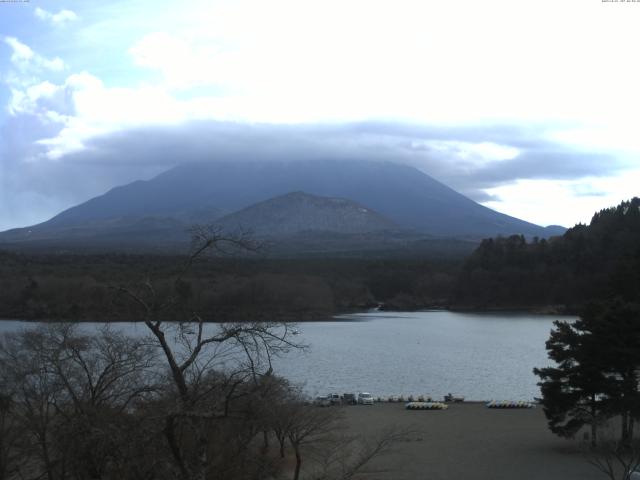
455;197;640;311
0;249;461;322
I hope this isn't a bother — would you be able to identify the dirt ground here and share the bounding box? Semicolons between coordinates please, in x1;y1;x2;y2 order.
340;402;605;480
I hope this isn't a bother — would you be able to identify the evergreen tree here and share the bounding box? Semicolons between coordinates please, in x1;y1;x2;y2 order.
534;300;640;446
534;317;609;446
585;301;640;445
457;197;640;310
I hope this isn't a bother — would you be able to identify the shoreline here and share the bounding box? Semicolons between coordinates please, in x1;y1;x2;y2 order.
0;304;578;323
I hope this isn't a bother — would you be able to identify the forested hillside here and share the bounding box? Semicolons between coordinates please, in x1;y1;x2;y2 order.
0;251;460;321
454;198;640;311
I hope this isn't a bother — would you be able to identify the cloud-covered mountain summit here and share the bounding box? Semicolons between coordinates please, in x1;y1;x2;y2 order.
0;159;565;252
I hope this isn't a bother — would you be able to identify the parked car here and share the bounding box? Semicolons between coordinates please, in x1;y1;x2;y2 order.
314;395;331;407
630;469;640;480
357;392;374;405
342;393;357;405
328;393;341;405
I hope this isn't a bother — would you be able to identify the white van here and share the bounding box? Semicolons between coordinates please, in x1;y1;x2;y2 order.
357;392;374;405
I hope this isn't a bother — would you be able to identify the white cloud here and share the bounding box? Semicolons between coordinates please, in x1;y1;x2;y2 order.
20;0;639;155
8;80;60;115
129;33;216;89
116;0;639;125
34;7;78;26
415;141;520;170
4;36;34;62
4;37;65;75
2;38;72;162
484;169;640;227
29;71;196;159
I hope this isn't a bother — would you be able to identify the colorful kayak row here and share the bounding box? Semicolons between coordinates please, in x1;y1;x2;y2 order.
486;400;535;409
405;402;449;410
382;396;434;403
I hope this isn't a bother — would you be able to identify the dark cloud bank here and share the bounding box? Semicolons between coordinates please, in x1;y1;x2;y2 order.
0;119;624;229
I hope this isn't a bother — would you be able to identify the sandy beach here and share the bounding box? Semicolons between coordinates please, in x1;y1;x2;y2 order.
340;402;603;480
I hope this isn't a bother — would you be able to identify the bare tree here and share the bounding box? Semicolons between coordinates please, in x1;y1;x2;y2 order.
0;324;158;480
268;381;301;459
115;227;301;480
0;392;21;480
311;426;412;480
584;421;640;480
285;403;342;480
279;400;411;480
1;326;68;480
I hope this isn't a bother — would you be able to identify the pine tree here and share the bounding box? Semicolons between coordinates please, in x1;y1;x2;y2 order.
534;300;640;446
534;317;609;446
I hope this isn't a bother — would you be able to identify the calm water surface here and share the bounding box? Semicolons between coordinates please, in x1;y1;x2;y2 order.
0;311;571;401
273;310;571;401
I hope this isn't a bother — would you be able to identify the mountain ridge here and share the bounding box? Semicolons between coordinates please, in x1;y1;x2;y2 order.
214;191;398;236
0;159;565;252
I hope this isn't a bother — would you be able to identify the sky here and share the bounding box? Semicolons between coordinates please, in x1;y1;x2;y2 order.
1;0;639;231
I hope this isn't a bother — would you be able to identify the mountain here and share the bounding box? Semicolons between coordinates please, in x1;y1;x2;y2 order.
542;225;567;236
0;159;564;252
214;191;397;236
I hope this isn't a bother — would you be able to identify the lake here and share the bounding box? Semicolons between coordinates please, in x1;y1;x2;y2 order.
0;310;570;401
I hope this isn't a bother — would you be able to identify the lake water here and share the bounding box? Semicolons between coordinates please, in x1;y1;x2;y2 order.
0;310;570;401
